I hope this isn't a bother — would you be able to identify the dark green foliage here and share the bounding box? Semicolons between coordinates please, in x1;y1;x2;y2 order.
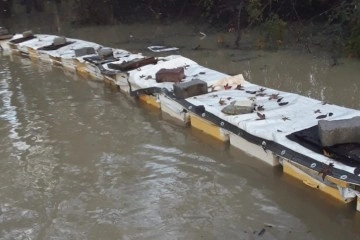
72;0;114;25
6;0;357;55
0;0;13;18
326;1;360;56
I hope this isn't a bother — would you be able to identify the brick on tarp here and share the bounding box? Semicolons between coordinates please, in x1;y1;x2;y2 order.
74;47;96;57
155;67;184;83
318;116;360;147
173;79;208;99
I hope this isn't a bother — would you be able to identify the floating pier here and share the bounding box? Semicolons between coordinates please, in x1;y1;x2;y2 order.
1;31;360;211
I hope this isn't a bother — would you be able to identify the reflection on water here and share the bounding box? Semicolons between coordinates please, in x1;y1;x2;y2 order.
1;21;360;239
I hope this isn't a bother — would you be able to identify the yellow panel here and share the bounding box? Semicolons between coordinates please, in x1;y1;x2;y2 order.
103;77;111;85
28;48;38;59
283;161;351;203
29;53;38;60
283;160;349;188
104;76;116;85
189;113;229;142
104;77;119;91
357;197;360;212
190;128;228;151
76;61;87;70
76;62;90;78
50;56;62;66
326;176;349;188
8;43;17;50
11;49;21;55
138;94;160;109
76;68;89;78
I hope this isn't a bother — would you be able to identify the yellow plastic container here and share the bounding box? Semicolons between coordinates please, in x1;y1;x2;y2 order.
189;113;229;142
138;94;160;109
282;160;354;203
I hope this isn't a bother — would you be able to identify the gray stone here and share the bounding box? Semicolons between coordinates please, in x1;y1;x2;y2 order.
53;36;66;46
22;30;33;38
318;116;360;146
74;47;96;57
173;79;207;99
221;100;254;115
98;47;113;60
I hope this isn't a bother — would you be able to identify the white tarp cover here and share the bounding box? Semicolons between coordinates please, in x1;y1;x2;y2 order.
185;78;360;174
38;39;102;59
10;34;136;62
16;34;56;53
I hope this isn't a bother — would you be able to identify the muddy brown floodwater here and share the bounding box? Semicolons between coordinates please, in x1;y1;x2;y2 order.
1;6;360;240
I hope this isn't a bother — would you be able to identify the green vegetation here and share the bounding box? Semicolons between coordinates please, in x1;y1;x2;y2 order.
326;1;360;56
1;0;360;55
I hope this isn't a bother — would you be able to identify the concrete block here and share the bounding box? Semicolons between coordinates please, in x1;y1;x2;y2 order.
318;116;360;146
98;47;113;60
53;36;67;46
22;30;33;38
173;79;207;99
74;47;96;57
221;99;254;115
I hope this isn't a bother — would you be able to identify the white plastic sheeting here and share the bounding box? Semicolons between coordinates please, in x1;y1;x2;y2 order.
16;34;56;53
185;78;360;174
39;40;101;59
